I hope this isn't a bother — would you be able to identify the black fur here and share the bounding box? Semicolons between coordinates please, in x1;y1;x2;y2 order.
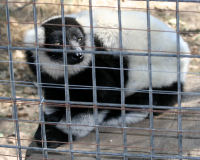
34;124;73;148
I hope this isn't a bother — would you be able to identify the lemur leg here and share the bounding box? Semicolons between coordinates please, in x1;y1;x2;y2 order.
25;88;120;159
25;110;108;159
25;109;69;159
25;124;69;159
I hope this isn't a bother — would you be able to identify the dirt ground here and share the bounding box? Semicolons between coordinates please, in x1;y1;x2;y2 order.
0;0;200;160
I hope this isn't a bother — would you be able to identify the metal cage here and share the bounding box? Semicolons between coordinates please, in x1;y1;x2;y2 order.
0;0;200;160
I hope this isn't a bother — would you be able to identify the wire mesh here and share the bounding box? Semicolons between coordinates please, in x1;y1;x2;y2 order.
0;0;200;160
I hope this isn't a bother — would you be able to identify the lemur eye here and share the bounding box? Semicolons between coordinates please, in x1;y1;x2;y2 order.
54;42;61;46
77;37;82;42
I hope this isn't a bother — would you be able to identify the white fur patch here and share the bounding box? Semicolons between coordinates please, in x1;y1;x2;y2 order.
24;27;45;46
56;111;148;137
86;9;190;95
103;112;148;126
56;111;107;138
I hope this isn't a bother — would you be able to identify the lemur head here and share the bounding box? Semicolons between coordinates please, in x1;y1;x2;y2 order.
24;16;92;78
44;24;86;65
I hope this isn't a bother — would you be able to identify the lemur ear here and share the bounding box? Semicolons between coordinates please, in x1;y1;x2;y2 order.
24;27;45;47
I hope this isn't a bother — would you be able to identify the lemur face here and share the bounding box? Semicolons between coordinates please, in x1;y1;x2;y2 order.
45;27;85;65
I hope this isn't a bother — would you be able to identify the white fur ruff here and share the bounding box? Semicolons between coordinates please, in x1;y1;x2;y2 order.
24;27;92;79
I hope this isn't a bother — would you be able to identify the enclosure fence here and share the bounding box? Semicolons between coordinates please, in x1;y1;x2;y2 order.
0;0;200;160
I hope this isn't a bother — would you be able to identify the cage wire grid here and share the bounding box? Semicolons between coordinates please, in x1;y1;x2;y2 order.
0;0;200;160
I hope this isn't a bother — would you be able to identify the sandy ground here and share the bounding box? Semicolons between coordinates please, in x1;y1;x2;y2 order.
0;0;200;160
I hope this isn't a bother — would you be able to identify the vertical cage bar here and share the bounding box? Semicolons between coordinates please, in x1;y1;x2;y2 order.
176;0;183;159
32;0;48;158
60;0;74;159
88;0;100;159
117;0;127;160
146;0;154;159
5;1;22;159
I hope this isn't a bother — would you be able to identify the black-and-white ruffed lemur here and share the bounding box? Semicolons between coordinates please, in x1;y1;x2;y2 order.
24;9;190;150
